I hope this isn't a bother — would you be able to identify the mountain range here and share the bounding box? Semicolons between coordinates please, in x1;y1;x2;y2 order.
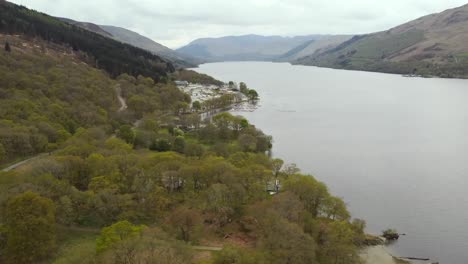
52;2;468;78
177;4;468;78
176;34;352;62
3;0;468;78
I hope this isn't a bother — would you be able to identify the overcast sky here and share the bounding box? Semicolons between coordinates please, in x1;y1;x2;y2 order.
8;0;468;48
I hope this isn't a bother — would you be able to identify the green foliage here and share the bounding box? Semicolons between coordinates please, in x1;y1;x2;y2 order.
271;158;284;176
0;27;362;264
382;228;399;240
254;208;318;264
173;136;186;153
0;142;5;162
247;89;259;101
151;138;172;152
192;100;202;111
283;175;331;217
51;226;99;264
203;94;239;111
97;227;192;264
238;82;259;101
116;125;135;144
175;69;223;86
96;220;145;253
4;192;56;264
118;73;189;118
184;142;205;158
318;221;359;264
168;207;202;242
0;35;191;165
0;40;115;162
239;82;248;94
214;246;266;264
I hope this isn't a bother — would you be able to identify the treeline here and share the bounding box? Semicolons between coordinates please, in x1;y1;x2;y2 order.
0;1;174;80
201;94;242;111
174;69;224;86
0;111;365;264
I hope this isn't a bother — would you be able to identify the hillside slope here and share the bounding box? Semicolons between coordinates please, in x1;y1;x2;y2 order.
57;18;199;68
0;1;174;80
100;25;200;67
177;34;322;61
276;35;352;61
58;17;114;38
295;4;468;78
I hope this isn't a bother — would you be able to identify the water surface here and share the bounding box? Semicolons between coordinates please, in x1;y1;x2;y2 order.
194;62;468;264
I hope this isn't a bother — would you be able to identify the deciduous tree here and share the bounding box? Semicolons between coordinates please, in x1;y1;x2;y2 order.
4;192;56;264
168;207;202;242
96;220;145;253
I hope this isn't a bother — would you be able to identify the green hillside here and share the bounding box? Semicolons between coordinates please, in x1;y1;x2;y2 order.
295;4;468;78
0;2;367;264
0;35;365;264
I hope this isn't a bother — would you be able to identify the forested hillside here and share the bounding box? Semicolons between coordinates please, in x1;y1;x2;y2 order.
0;2;367;264
0;1;174;80
0;33;188;166
0;36;365;264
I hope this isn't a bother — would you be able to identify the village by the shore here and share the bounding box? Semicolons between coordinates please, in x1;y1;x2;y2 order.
175;80;259;112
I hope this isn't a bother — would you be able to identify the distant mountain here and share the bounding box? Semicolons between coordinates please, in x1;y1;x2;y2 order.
58;17;113;38
100;25;172;54
176;34;324;61
99;25;201;67
295;4;468;78
58;18;199;68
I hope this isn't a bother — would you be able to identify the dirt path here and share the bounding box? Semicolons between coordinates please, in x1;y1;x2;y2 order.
1;154;47;172
116;84;127;112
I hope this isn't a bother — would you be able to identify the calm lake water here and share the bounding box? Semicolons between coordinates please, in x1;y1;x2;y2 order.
194;62;468;264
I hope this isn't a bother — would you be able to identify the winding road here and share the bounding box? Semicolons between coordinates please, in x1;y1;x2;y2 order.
116;84;128;112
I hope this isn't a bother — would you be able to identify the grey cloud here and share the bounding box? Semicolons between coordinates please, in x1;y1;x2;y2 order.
9;0;468;48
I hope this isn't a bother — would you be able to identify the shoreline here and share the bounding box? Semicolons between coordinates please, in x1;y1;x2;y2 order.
361;245;434;264
361;245;411;264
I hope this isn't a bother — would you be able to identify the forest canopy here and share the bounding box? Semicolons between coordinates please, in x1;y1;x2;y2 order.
0;5;366;263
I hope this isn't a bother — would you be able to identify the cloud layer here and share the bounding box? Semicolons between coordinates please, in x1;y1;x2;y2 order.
10;0;468;48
